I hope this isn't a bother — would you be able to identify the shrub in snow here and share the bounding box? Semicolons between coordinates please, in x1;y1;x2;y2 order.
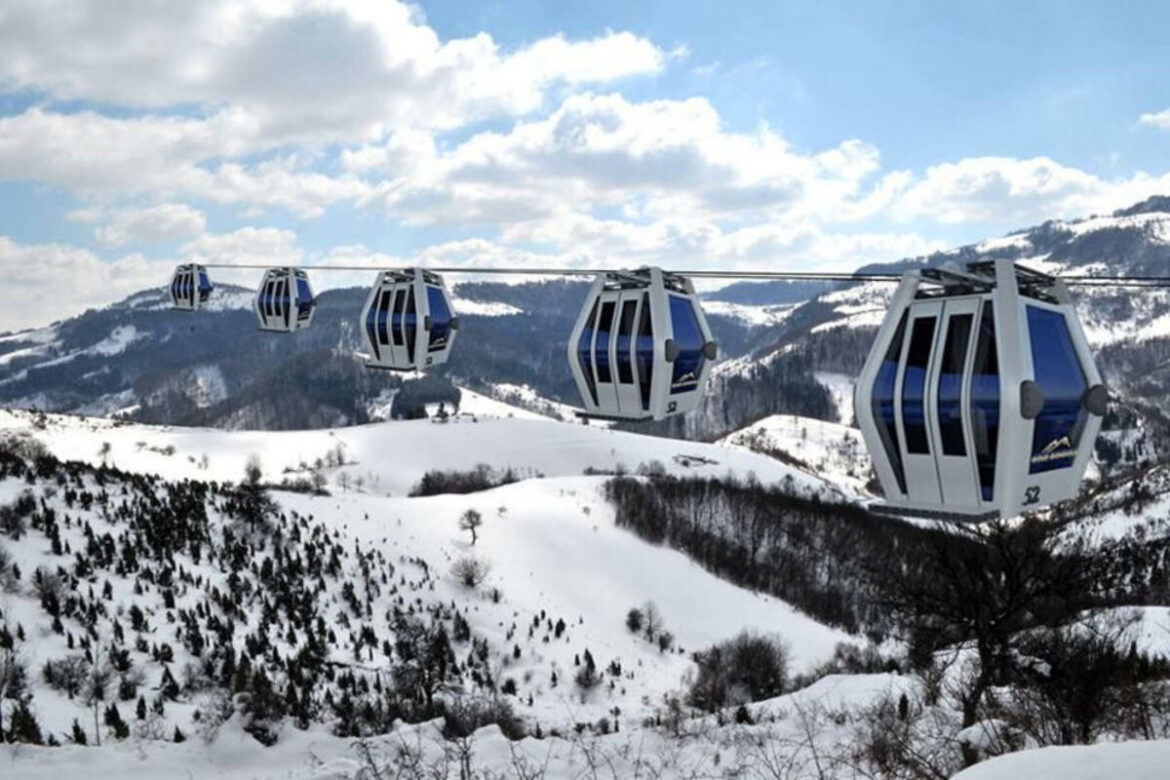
451;556;491;589
442;695;525;741
687;632;789;712
410;464;519;497
625;607;644;634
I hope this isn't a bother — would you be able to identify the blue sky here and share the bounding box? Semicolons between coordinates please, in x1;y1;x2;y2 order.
0;0;1168;330
422;0;1170;168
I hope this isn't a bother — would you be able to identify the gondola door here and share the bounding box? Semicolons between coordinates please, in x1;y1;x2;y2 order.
387;286;407;367
896;301;943;506
612;291;644;416
929;297;982;508
590;291;622;414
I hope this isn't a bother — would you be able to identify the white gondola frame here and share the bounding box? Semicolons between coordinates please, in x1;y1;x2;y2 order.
169;263;212;311
567;267;717;422
359;268;459;372
854;258;1106;521
253;267;315;332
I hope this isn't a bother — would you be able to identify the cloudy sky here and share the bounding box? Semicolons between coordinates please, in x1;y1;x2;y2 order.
1;0;1169;331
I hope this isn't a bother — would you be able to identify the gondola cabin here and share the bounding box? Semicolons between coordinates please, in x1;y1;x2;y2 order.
254;267;315;332
360;268;459;371
567;267;717;421
854;259;1108;522
169;264;212;311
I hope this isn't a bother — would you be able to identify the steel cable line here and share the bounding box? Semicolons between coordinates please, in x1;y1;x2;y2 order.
194;263;1170;287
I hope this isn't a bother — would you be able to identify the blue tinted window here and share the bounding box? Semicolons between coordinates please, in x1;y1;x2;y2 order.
938;314;973;456
377;290;392;346
668;295;704;395
577;299;599;405
365;290;379;360
871;313;907;495
616;300;637;384
902;317;937;454
198;271;211;302
1028;306;1087;474
636;294;653;410
297;279;312;320
427;286;452;352
970;302;999;500
405;287;417;362
281;279;291;325
390;290;404;345
595;301;616;383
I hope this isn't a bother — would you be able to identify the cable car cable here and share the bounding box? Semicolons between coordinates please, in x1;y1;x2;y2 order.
192;262;1170;287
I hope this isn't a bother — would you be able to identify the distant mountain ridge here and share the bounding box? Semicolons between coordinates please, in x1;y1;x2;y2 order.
3;195;1170;468
0;278;773;429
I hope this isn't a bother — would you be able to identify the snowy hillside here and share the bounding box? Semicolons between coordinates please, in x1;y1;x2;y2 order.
719;414;871;497
0;406;844;500
0;406;860;694
3;391;1170;777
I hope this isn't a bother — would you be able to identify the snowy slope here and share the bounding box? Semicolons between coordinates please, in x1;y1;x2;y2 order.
0;407;858;736
0;407;843;499
719;414;871;497
3;672;914;780
953;738;1170;780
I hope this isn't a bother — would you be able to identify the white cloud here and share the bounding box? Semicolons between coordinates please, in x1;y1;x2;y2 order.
0;1;664;143
363;92;880;227
0;237;173;331
1138;109;1170;130
0;109;372;216
87;204;207;246
500;213;944;272
3;1;1170;334
182;227;302;267
889;156;1170;224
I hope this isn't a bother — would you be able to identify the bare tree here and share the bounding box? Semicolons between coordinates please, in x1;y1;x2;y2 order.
642;600;664;642
459;509;483;546
451;556;491;589
877;517;1093;767
83;644;114;746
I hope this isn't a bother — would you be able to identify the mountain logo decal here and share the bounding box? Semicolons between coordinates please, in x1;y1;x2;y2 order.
1041;435;1073;455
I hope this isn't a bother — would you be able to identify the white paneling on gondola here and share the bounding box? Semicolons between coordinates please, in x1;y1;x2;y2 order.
169;264;213;311
360;268;459;371
568;267;717;421
854;259;1108;522
254;267;315;332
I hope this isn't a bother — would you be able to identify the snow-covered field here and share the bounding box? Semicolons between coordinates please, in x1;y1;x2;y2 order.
701;300;797;327
0;401;883;778
3;673;917;780
0;405;844;499
719;413;871;497
954;738;1170;780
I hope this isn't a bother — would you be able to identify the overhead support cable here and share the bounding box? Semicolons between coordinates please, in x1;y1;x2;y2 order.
193;263;1170;287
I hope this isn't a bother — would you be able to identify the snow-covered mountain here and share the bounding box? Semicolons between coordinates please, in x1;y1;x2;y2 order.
5;197;1170;461
0;279;780;431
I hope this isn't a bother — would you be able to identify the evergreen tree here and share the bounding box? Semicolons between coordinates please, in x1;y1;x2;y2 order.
70;718;87;745
7;698;43;744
